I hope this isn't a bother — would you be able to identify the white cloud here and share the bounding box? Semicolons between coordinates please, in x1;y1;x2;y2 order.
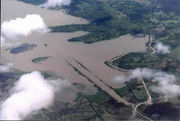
113;76;127;84
39;0;71;8
0;63;14;73
1;36;19;48
1;36;5;44
151;72;180;97
113;68;154;83
114;68;180;97
155;42;170;54
1;36;5;47
0;71;70;120
1;14;47;39
129;68;153;79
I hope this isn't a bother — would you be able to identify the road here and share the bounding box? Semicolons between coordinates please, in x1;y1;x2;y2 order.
104;54;129;72
131;79;153;121
105;49;154;120
58;55;132;106
147;34;156;54
70;57;153;120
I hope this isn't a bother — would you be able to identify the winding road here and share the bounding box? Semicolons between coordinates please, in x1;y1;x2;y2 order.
65;55;153;120
131;79;153;121
104;36;156;120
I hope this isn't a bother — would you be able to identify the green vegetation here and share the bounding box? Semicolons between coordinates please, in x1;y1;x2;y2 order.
50;18;141;43
49;0;144;43
74;88;132;120
18;0;46;5
49;0;151;43
133;89;147;101
51;0;180;43
139;102;180;120
169;46;180;61
18;0;180;119
158;0;180;16
155;32;180;48
115;80;148;103
32;56;50;63
115;86;129;97
113;53;160;69
20;0;180;44
41;71;55;78
112;52;180;74
67;0;118;20
75;89;110;105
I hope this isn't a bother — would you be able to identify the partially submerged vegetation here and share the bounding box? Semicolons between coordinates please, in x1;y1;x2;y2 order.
32;56;51;63
18;0;46;5
49;0;146;43
50;18;140;43
112;52;180;74
20;0;180;44
112;53;160;69
17;0;180;120
109;0;180;74
10;43;37;54
50;0;180;43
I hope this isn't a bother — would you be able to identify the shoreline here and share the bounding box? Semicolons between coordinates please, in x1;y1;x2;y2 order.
2;0;147;89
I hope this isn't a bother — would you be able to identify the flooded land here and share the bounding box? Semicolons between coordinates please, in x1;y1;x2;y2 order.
1;0;147;88
1;0;180;120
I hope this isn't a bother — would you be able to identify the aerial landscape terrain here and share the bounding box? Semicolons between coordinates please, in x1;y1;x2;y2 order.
0;0;180;120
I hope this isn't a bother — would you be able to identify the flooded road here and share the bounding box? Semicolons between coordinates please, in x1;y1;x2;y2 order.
1;0;147;88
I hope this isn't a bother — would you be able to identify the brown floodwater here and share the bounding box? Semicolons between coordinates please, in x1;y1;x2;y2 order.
1;0;147;88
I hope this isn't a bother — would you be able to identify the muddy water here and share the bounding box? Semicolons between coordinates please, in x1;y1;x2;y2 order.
1;0;88;25
1;0;147;88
